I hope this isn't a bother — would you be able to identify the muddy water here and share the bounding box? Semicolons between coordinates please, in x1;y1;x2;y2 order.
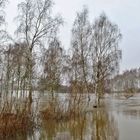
111;95;140;140
4;93;140;140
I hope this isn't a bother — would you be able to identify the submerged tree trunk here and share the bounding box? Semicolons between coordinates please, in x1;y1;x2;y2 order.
28;49;33;104
95;79;105;107
95;82;100;107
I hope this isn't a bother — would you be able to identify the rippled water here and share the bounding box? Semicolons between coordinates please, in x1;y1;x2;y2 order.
3;93;140;140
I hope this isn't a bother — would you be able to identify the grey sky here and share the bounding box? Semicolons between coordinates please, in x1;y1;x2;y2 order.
5;0;140;72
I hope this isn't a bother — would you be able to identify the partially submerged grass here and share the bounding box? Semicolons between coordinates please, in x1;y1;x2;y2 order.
0;113;33;138
0;96;37;139
40;94;88;121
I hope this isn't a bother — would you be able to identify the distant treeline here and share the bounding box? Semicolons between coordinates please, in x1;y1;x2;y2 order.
110;68;140;93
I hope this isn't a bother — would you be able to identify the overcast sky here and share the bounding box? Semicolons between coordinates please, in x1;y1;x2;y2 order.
5;0;140;72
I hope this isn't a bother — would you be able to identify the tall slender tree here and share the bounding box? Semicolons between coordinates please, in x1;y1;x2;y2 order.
90;13;122;106
70;7;91;97
43;37;64;98
15;0;63;102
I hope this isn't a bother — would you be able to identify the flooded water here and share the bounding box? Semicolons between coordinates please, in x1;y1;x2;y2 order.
2;93;140;140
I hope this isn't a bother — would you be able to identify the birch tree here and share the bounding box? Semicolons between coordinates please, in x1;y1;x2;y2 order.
43;38;64;98
15;0;63;102
70;7;91;97
90;13;122;106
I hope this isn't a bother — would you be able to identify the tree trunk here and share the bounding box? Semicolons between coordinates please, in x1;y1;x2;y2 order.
28;49;33;104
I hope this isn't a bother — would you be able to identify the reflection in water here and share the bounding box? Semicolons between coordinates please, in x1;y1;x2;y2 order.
0;131;35;140
4;93;140;140
92;109;118;140
40;107;119;140
40;114;87;140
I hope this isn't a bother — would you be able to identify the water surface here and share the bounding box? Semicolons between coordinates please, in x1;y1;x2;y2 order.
3;93;140;140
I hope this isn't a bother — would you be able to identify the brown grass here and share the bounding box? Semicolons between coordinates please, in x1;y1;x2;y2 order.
40;95;87;121
0;97;36;139
0;111;34;138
